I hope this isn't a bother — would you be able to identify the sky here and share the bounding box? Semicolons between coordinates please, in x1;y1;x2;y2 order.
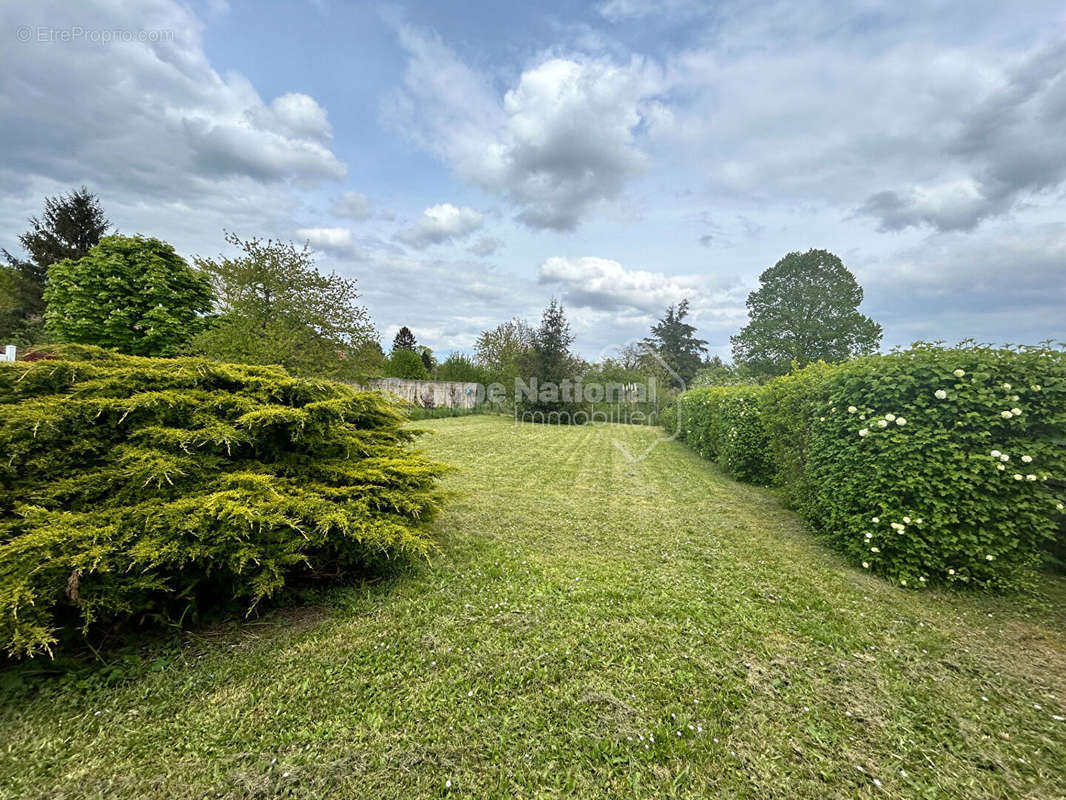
1;0;1065;361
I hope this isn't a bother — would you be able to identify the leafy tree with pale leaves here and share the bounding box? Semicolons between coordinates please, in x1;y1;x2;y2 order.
44;235;212;356
189;233;377;378
385;347;429;379
474;317;534;390
436;352;485;383
731;249;882;377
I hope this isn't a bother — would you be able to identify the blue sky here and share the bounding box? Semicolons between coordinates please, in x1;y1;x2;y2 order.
2;0;1065;360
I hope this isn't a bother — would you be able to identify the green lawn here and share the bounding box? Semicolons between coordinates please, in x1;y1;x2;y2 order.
3;416;1066;798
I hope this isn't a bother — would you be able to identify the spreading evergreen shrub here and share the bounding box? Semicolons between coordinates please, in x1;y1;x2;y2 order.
0;346;446;657
674;344;1066;589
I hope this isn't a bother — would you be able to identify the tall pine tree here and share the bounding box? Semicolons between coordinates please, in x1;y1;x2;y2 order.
392;326;417;352
642;298;708;384
517;299;584;423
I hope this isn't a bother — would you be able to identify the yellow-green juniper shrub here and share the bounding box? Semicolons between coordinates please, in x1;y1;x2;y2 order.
0;345;446;657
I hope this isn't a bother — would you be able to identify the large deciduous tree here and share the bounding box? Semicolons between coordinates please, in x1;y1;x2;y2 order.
44;235;213;356
642;299;708;385
731;249;882;376
189;233;377;379
474;317;534;388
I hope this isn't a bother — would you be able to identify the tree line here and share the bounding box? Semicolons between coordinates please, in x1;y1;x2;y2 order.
2;188;883;402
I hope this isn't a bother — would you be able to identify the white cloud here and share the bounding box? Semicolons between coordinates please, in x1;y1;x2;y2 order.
0;0;348;272
597;0;705;21
395;203;484;249
538;255;743;317
468;236;505;257
330;191;372;220
0;0;345;201
296;226;364;258
386;27;670;230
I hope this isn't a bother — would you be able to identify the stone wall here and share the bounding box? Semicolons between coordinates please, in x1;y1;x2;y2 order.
368;378;482;409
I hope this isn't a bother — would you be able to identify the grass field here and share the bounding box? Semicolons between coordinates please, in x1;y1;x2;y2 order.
2;416;1066;798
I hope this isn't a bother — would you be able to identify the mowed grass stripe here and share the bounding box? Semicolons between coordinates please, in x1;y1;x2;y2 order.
1;416;1064;799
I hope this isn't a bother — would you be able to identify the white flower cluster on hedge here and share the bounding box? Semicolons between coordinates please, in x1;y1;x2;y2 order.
670;343;1066;591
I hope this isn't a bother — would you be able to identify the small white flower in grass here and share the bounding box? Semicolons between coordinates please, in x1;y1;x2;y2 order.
885;413;895;421
900;578;907;585
990;450;1001;458
1021;455;1032;463
870;547;880;553
986;554;995;561
1000;454;1010;462
896;417;907;426
954;369;965;377
1026;474;1037;481
467;690;473;697
1001;410;1013;419
873;778;883;787
1002;382;1012;390
872;516;880;523
997;464;1006;471
948;569;955;575
903;516;911;524
445;780;452;789
1011;395;1019;401
848;405;857;413
877;420;888;428
919;576;926;583
859;414;866;420
862;562;870;569
1058;503;1064;511
864;532;873;539
935;389;948;400
1014;474;1023;481
1011;408;1022;416
915;518;923;524
859;428;869;437
1032;384;1042;391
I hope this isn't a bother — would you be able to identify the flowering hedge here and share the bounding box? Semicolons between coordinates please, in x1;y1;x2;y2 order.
676;385;773;485
0;346;446;657
672;344;1066;589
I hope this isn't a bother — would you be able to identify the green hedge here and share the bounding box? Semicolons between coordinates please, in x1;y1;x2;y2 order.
676;385;773;485
672;344;1066;589
0;346;446;657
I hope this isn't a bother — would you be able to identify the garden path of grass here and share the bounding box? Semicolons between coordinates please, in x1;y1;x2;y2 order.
2;416;1066;799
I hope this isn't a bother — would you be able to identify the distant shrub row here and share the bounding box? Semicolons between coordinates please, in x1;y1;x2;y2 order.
0;346;446;658
669;343;1066;589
